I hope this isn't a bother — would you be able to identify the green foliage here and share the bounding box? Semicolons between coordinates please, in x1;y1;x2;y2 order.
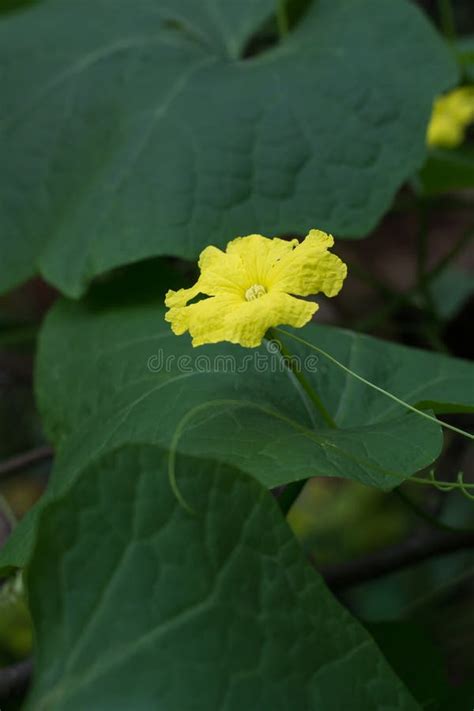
2;297;473;574
0;1;472;707
457;34;474;81
367;618;474;708
366;621;450;709
0;574;32;661
36;300;472;487
25;444;420;710
0;0;455;296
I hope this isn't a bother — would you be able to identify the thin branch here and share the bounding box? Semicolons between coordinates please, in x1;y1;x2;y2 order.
0;445;53;479
266;330;337;428
320;530;474;590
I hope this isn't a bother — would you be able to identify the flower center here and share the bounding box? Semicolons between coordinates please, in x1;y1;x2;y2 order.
245;284;267;301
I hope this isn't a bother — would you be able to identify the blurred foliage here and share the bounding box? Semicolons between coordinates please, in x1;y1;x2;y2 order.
288;479;409;563
0;0;37;14
0;575;32;663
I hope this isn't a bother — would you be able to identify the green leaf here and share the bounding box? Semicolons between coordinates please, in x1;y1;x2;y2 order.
365;621;450;709
0;0;455;296
419;147;474;194
25;444;420;710
2;298;472;574
35;299;451;493
37;299;473;481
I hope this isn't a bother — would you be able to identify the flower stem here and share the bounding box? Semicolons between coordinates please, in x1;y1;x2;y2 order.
275;328;474;442
437;0;456;42
276;0;289;38
267;328;337;428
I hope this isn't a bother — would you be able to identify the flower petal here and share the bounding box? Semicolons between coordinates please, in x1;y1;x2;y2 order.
226;234;298;285
164;229;346;347
165;292;242;344
269;229;347;297
165;245;248;309
427;113;465;148
427;87;474;148
219;292;318;348
198;245;248;295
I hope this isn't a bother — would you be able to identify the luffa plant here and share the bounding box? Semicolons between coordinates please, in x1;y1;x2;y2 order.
0;1;473;709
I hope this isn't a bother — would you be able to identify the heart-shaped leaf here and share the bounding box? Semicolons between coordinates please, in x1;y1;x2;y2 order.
2;295;472;575
1;295;472;573
25;444;420;710
35;299;473;492
0;0;455;296
29;299;447;497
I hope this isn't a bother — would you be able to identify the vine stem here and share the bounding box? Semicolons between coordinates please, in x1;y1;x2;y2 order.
276;0;289;38
0;445;53;479
409;472;474;498
267;328;336;428
275;328;473;442
437;0;456;42
321;529;474;590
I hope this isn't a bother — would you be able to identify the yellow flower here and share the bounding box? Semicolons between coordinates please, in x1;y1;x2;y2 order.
427;86;474;149
165;229;347;347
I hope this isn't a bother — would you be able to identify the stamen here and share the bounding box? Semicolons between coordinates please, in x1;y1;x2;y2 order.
245;284;266;301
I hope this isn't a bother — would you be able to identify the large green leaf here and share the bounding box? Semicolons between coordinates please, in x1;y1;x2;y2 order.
36;298;474;487
25;444;420;710
0;0;455;296
365;621;450;709
35;300;445;493
1;296;472;573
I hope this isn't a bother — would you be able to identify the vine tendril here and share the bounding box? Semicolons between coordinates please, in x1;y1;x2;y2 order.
275;328;474;442
410;469;474;501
